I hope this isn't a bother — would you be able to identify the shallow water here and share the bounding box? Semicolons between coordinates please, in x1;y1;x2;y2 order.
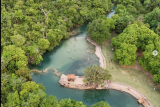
30;9;142;107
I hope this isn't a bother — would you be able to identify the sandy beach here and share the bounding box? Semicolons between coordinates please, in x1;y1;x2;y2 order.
87;36;106;69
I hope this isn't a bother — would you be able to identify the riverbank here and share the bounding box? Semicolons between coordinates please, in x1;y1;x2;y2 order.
59;74;153;107
86;36;106;69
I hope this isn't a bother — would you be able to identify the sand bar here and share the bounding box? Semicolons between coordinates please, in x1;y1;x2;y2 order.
86;36;106;69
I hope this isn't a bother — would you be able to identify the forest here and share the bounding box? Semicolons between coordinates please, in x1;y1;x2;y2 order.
1;0;113;106
1;0;160;106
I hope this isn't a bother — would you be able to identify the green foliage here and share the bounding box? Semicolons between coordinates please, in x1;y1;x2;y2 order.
91;101;111;107
1;45;28;73
40;95;58;107
144;8;160;31
5;91;21;107
113;0;146;14
15;67;31;80
115;4;127;14
155;26;160;36
114;43;137;65
58;98;86;107
112;23;160;85
115;14;134;34
20;81;41;96
153;71;160;88
38;38;50;52
15;10;24;20
26;45;43;65
10;34;26;47
1;73;26;104
87;17;116;44
143;0;160;12
83;65;111;85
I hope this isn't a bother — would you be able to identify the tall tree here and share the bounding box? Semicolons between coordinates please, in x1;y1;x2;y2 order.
91;101;111;107
87;18;116;45
144;8;160;31
83;65;111;85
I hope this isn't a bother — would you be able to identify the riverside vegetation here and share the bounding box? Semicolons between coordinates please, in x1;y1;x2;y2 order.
1;0;160;107
1;0;113;106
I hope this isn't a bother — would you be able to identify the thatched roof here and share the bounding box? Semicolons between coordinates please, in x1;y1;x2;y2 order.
68;74;75;79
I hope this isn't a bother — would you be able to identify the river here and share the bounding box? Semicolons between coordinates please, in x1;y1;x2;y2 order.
29;8;142;107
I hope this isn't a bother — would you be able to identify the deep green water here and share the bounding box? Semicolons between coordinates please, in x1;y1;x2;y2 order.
30;9;142;107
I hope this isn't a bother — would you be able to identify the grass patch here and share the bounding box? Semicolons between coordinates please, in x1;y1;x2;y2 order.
101;32;160;107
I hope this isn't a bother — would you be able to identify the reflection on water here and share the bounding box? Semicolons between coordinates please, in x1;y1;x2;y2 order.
30;9;142;107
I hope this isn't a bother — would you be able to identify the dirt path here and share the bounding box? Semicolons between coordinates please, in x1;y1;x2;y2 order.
107;82;153;107
87;37;106;69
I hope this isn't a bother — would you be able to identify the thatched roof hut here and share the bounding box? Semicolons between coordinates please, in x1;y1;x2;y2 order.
68;74;75;81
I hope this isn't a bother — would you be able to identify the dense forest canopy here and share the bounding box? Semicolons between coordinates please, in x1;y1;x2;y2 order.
1;0;160;106
1;0;113;106
113;0;160;34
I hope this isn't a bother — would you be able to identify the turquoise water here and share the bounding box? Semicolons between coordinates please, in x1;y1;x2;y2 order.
30;10;142;107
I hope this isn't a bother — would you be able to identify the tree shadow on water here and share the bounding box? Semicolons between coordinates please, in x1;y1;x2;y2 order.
64;59;89;76
82;89;110;105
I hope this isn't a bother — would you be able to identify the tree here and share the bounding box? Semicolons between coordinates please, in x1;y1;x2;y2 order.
91;101;111;107
143;0;160;12
115;4;127;14
83;65;111;85
5;91;21;107
115;14;134;34
58;98;86;107
144;8;160;31
38;38;50;52
1;73;26;104
15;67;31;80
20;81;47;107
113;43;137;65
20;81;42;96
153;71;160;88
155;25;160;36
1;45;28;72
10;34;26;47
40;95;58;107
87;18;114;45
26;45;43;65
